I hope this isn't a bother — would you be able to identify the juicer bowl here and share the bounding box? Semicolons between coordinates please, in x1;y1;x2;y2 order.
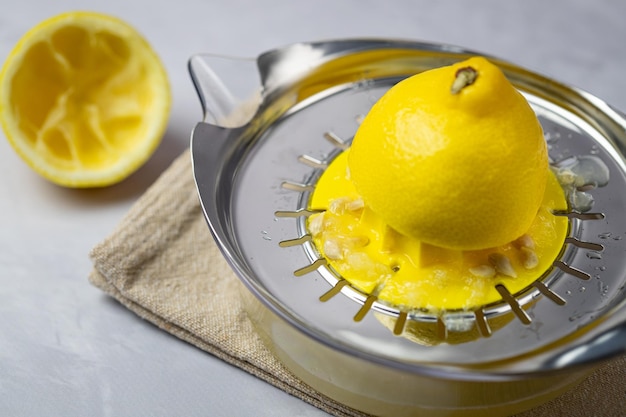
189;39;626;416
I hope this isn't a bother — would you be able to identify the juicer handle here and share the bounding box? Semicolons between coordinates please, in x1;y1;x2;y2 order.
188;54;262;127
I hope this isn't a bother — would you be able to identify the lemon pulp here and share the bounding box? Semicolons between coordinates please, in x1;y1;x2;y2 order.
309;150;568;311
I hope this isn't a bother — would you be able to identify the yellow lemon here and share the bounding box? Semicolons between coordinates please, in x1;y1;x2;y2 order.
0;11;171;187
348;57;548;250
308;56;569;315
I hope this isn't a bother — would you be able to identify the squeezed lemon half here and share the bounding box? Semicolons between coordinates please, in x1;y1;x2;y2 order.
0;11;171;187
349;57;549;250
308;57;568;311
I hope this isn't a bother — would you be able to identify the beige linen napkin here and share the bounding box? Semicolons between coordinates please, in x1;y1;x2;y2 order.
89;149;626;417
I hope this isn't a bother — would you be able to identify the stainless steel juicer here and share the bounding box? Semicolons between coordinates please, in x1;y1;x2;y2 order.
190;39;626;416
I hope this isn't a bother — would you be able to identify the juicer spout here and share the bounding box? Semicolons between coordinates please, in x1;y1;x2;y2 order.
188;54;261;127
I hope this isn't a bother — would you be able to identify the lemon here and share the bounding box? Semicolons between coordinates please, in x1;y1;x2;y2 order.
0;11;171;187
308;56;569;315
348;57;548;250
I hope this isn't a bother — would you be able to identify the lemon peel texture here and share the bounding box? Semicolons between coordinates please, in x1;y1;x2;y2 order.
348;57;548;250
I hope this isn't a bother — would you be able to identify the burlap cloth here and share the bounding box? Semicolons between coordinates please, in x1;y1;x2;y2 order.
89;149;626;416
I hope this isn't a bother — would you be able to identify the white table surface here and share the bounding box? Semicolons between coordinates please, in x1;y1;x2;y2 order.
2;1;626;416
